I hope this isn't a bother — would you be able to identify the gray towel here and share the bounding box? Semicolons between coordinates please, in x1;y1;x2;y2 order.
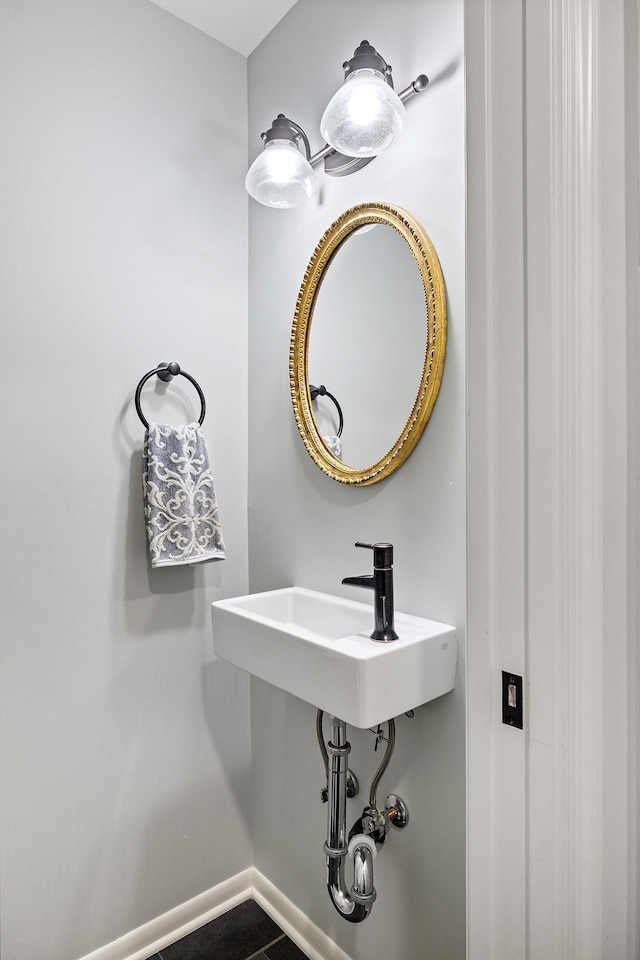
323;435;342;460
142;422;226;567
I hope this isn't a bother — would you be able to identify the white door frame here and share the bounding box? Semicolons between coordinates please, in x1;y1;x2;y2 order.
465;0;639;957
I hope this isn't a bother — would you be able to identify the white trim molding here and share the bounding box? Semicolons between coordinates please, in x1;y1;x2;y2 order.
525;0;604;952
77;869;253;960
76;868;352;960
465;0;528;957
466;0;638;956
252;870;353;960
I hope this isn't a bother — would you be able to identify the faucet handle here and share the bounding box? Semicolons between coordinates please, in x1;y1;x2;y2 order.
354;541;394;567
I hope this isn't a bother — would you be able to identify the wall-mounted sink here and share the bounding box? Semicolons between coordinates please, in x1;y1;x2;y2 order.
211;587;457;728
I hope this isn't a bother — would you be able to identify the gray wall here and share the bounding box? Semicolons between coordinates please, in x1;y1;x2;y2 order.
247;2;466;958
0;3;251;958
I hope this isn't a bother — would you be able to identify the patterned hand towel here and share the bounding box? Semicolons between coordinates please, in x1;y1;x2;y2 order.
323;435;342;460
142;422;226;567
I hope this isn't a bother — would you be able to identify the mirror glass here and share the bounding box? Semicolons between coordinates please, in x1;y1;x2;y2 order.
290;203;447;486
308;223;426;468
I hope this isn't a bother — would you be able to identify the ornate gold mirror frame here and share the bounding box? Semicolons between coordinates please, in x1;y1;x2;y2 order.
290;202;447;485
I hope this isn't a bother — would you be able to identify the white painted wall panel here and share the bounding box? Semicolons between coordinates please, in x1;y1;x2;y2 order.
466;0;639;956
0;3;251;958
246;2;466;958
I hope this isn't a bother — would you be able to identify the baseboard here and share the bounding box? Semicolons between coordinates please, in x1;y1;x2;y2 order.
252;869;353;960
77;866;351;960
77;868;253;960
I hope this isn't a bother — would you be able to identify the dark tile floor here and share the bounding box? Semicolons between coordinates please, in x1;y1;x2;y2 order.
148;899;311;960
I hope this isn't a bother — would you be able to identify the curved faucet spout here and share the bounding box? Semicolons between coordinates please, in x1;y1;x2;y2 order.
341;574;374;590
342;541;398;642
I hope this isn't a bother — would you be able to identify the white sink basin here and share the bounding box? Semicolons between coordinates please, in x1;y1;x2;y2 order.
211;587;457;728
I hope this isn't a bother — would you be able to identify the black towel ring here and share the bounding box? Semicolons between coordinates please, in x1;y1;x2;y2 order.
135;362;206;429
310;384;343;438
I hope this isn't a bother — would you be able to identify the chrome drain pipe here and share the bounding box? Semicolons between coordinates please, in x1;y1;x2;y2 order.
323;715;376;923
318;712;408;923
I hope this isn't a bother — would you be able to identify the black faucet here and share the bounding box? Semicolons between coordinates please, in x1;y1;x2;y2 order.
342;542;399;642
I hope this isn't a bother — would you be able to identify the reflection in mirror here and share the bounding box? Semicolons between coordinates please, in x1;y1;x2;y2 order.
308;224;425;468
290;203;447;486
310;384;344;460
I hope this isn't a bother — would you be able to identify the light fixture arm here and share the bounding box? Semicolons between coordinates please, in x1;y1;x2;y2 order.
342;39;393;86
309;143;335;168
337;39;428;96
262;114;312;160
398;74;429;103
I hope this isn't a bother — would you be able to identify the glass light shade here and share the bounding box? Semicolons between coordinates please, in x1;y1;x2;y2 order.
245;139;317;209
320;69;407;158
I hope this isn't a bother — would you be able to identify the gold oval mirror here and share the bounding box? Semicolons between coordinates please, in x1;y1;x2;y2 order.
290;202;447;485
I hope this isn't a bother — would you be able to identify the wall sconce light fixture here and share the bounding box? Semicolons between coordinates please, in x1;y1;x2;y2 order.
245;41;429;209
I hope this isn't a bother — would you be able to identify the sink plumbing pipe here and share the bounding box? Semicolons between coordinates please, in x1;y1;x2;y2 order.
317;711;407;923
